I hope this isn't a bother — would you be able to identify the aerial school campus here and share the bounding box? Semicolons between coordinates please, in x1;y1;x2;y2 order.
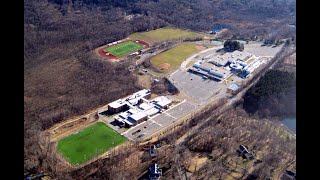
49;27;284;169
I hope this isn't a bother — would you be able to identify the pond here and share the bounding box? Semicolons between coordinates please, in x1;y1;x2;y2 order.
281;117;296;134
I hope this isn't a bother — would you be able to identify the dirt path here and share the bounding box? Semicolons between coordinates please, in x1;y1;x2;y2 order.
48;104;110;142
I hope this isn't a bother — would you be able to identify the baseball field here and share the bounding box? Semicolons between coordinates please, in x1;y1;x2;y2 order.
57;122;126;165
150;42;202;73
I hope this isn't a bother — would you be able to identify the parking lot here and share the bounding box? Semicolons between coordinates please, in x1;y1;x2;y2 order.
123;101;195;141
169;70;223;101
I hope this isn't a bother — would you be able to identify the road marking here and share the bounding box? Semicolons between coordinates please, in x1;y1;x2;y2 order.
164;112;177;119
150;119;163;127
170;69;180;77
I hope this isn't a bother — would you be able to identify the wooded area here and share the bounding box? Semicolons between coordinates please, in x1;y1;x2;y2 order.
243;69;296;118
24;0;296;177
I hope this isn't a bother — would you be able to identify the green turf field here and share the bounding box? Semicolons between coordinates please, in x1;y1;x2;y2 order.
150;42;201;73
129;27;203;44
104;41;144;56
57;122;126;165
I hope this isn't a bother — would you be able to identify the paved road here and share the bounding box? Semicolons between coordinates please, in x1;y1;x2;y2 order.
180;46;223;69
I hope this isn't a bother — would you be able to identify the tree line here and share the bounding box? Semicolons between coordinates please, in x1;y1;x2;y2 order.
243;69;296;118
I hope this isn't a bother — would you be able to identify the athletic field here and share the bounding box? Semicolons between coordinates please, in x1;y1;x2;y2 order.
129;27;203;44
57;122;126;165
151;42;202;73
103;41;144;56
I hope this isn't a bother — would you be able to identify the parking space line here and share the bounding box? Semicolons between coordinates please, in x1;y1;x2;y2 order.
164;112;177;119
150;119;163;127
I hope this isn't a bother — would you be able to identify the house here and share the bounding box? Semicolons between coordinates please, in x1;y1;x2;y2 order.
237;145;254;160
281;170;296;180
148;145;158;158
149;163;162;180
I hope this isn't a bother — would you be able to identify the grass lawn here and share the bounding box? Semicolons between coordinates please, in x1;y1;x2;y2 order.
57;122;126;165
150;42;200;73
129;27;203;44
104;41;144;56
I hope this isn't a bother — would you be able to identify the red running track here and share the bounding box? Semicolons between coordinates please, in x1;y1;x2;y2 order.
98;40;150;59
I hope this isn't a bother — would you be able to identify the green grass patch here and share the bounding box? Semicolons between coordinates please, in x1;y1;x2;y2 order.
57;122;126;165
129;27;203;44
104;41;144;56
150;42;200;73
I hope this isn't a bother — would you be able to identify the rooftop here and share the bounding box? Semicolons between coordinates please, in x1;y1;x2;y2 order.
228;84;240;91
124;118;137;126
210;51;250;66
108;99;126;108
144;107;160;116
129;112;147;121
139;102;154;111
153;96;172;108
130;89;151;99
149;163;162;175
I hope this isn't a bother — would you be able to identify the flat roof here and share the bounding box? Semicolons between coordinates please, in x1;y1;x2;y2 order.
115;116;125;122
130;89;151;99
129;112;147;121
153;96;172;108
209;51;250;66
128;98;139;105
228;83;240;91
199;62;230;76
210;56;230;66
109;89;150;108
128;109;138;114
124;118;136;125
139;102;154;111
108;99;126;108
144;107;160;116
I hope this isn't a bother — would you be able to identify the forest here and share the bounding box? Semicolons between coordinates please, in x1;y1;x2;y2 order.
24;0;296;177
243;69;296;118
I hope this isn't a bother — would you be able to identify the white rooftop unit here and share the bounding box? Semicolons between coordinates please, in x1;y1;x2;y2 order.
128;98;139;105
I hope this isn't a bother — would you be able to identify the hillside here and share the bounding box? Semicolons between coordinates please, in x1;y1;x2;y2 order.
24;0;296;177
